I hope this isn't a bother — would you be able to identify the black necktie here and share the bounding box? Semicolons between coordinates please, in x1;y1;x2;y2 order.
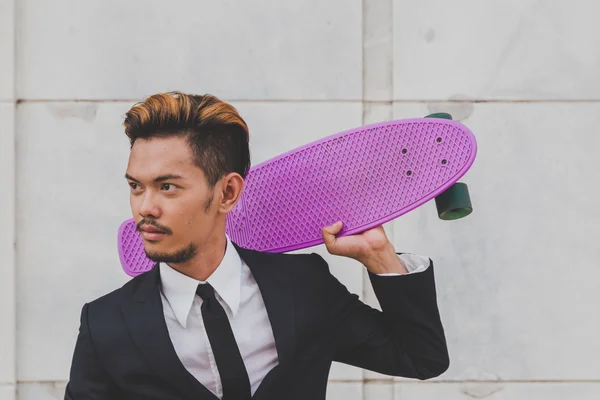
196;283;251;400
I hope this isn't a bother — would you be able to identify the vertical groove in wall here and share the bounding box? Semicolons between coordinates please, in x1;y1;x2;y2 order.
12;0;17;394
11;0;17;396
11;0;16;100
11;0;17;394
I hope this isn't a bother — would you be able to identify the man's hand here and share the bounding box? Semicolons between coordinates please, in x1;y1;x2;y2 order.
321;221;408;274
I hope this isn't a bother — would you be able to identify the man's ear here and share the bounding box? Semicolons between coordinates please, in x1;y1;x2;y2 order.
219;173;245;214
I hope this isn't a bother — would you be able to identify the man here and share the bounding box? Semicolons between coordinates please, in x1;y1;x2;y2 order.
64;92;449;400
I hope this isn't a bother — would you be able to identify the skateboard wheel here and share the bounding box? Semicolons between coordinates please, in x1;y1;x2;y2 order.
425;112;453;120
435;182;472;220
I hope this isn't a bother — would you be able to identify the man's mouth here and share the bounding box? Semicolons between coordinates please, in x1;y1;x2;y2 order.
140;230;166;241
139;225;168;241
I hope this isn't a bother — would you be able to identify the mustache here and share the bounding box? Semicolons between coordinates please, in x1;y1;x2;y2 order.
136;219;173;235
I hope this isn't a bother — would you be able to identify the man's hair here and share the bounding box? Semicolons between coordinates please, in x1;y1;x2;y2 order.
123;91;251;189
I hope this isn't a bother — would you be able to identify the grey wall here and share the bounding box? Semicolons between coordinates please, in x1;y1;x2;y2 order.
1;0;599;399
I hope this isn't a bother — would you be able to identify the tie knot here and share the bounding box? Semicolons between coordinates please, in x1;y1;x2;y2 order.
196;283;215;300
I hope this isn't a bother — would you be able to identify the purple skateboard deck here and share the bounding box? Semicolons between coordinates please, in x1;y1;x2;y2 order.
118;117;477;277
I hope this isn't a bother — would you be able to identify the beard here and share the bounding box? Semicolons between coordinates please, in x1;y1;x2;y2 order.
145;242;198;264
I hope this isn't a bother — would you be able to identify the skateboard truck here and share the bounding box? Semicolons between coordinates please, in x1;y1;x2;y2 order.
425;113;473;220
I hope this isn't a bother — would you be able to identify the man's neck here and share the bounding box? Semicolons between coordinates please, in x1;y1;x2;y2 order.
166;234;228;282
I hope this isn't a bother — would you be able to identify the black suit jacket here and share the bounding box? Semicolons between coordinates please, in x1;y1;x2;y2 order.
65;242;449;400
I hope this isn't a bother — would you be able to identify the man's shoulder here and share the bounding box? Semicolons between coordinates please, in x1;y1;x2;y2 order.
240;244;314;260
239;246;332;278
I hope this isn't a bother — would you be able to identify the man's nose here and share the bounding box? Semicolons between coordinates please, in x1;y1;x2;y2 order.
139;191;161;218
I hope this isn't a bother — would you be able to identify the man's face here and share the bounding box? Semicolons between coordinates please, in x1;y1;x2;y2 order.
125;136;218;264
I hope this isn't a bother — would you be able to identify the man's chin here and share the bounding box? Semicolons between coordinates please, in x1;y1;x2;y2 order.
144;242;198;264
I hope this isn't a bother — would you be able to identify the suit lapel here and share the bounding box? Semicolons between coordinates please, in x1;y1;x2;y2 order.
233;243;297;369
120;264;218;400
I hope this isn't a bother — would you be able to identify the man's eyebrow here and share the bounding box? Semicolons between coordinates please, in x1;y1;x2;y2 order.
125;173;184;183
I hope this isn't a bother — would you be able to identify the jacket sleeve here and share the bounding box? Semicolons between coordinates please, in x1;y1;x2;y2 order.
311;253;450;380
64;303;120;400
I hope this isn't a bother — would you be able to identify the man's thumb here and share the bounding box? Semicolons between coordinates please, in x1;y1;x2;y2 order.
322;221;343;247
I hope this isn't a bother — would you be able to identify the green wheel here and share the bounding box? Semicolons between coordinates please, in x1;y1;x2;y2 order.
425;112;453;120
435;182;473;220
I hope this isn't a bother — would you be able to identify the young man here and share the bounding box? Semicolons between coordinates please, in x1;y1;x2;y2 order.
64;92;449;400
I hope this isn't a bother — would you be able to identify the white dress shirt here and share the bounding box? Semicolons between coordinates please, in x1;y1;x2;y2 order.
159;234;430;398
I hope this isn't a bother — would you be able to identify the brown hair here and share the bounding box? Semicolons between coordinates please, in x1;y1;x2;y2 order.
124;91;250;188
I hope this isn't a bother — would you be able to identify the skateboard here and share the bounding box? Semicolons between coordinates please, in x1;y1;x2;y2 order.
118;113;477;277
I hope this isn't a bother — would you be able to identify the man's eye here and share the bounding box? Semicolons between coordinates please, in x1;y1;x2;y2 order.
161;183;175;191
129;182;139;190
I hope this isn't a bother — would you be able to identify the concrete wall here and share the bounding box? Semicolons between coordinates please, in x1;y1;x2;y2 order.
1;0;599;399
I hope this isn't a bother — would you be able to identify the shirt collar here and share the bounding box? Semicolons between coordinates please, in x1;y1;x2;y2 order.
159;233;243;328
